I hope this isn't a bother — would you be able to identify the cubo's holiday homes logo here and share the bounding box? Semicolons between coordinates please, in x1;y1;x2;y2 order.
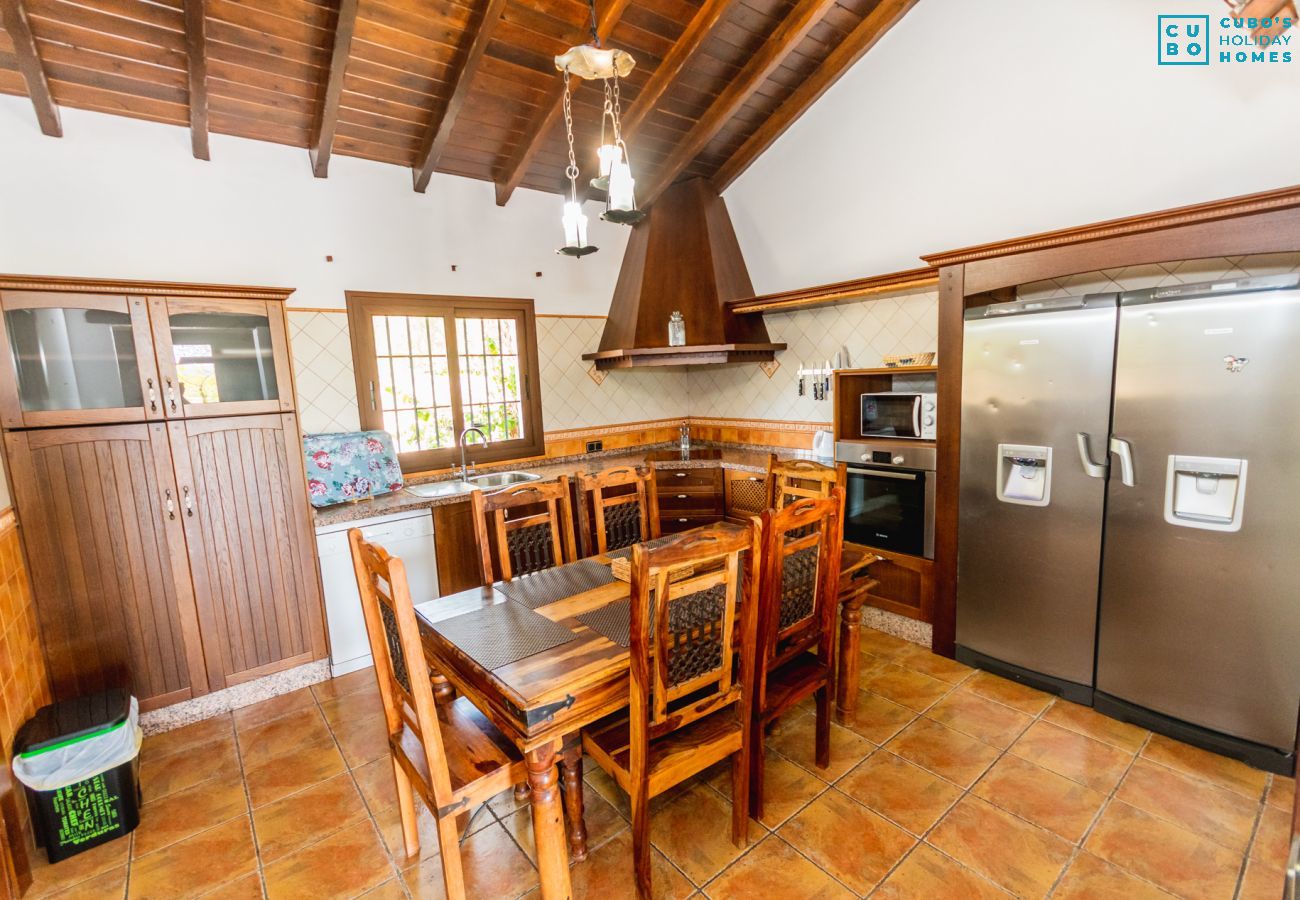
1158;12;1294;65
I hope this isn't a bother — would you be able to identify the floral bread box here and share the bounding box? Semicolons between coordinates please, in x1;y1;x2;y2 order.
302;430;404;507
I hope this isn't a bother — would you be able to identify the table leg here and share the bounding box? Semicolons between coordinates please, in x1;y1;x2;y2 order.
559;741;588;862
836;589;869;723
527;743;573;900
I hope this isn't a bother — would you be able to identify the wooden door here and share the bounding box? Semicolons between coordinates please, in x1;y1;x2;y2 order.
169;413;325;688
150;297;294;419
0;292;161;428
5;424;208;709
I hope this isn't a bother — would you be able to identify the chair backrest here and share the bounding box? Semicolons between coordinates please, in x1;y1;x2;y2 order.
575;465;661;557
348;529;457;807
627;524;761;744
470;476;577;582
766;455;847;510
754;490;845;706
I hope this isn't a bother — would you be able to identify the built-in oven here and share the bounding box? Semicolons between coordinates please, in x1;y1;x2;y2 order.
836;441;936;559
860;392;937;440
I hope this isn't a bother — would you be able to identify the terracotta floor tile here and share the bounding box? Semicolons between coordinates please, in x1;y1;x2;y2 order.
959;670;1053;716
139;734;240;804
311;666;379;703
357;880;408;900
564;828;694;900
488;783;534;819
1252;803;1291;866
373;797;491;866
319;685;385;730
650;783;754;885
892;643;974;685
874;844;1010;899
140;715;234;762
41;864;128;900
1115;758;1259;853
24;837;130;898
706;835;853;899
236;705;333;770
132;773;249;857
200;873;264;900
503;780;626;863
884;717;1001;788
231;687;316;731
857;628;918;660
858;661;953;712
128;816;257;900
778;789;915;894
353;755;400;814
923;689;1033;749
1010;720;1133;793
927;795;1071;897
244;733;347;808
1239;858;1287;900
972;754;1107;844
708;751;826;827
252;771;369;861
1043;700;1149;754
1267;773;1295;811
1140;733;1269;799
263;819;395;900
766;712;873;781
331;715;391;768
1052;852;1176;899
838;689;915;744
836;751;962;835
403;820;540;900
1084;800;1243;900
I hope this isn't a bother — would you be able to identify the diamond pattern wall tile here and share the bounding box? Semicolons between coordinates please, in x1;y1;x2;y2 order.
288;311;362;435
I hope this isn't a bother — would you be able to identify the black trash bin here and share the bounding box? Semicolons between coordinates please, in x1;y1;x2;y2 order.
13;688;141;863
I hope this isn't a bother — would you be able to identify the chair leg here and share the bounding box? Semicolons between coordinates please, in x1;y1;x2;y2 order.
814;685;831;770
630;787;652;900
730;748;749;847
748;722;766;824
435;812;467;900
392;757;420;861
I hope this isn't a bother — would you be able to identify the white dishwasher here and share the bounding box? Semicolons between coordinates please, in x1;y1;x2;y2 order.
315;508;439;677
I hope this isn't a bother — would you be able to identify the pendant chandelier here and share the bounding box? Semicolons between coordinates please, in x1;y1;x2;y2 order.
556;0;646;258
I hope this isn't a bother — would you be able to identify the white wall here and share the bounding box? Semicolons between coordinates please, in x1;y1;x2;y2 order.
0;97;629;315
725;0;1300;293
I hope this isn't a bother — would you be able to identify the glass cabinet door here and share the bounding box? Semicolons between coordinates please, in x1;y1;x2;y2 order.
0;291;161;427
150;297;294;418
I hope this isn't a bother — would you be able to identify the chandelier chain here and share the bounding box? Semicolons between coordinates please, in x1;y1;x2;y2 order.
562;71;580;201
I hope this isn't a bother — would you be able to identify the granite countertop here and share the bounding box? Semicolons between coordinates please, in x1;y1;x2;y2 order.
311;442;819;527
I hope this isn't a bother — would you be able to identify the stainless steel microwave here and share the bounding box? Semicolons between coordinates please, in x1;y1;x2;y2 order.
860;392;937;440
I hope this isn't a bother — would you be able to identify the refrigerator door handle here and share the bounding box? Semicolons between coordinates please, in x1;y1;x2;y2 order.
1109;436;1136;487
1076;433;1109;478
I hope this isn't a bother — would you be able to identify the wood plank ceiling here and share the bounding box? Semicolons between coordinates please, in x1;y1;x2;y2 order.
0;0;916;207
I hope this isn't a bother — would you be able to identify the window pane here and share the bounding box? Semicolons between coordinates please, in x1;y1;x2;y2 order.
5;308;145;412
396;409;418;453
170;313;278;405
462;318;483;354
500;319;518;354
373;316;389;356
481;318;500;355
435;408;454;447
412;356;434;409
391;357;415;409
409;317;430;355
432;358;451;407
501;356;519;399
389;317;410;356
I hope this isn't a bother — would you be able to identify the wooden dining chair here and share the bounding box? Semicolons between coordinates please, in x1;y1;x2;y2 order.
766;454;847;510
348;528;527;899
582;524;761;900
574;465;661;557
470;477;578;582
749;490;845;820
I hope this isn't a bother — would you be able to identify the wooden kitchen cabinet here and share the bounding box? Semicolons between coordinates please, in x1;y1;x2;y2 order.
654;465;722;533
4;424;208;709
859;547;934;622
169;413;326;689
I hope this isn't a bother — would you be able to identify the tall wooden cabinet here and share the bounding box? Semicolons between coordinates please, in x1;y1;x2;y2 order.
0;276;325;711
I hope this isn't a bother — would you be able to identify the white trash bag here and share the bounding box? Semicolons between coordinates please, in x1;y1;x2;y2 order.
13;697;142;793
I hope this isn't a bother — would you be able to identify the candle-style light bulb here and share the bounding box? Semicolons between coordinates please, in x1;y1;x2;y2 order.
608;160;635;212
597;144;621;178
562;199;588;248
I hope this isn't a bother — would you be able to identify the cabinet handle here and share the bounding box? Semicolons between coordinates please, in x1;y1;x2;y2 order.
164;488;175;520
677;494;687;499
165;378;177;412
183;486;194;517
678;518;688;523
675;472;687;478
147;378;157;412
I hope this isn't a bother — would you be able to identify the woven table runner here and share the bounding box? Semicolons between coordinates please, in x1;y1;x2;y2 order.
495;558;619;610
605;534;680;560
432;602;578;671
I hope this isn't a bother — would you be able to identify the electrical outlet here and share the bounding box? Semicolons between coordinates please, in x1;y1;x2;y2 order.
585;440;603;453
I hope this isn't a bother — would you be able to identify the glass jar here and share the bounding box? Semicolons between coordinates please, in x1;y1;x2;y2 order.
668;311;686;347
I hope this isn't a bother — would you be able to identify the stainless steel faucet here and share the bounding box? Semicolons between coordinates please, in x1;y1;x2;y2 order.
457;425;489;481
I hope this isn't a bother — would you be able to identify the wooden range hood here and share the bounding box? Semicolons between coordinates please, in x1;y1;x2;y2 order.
583;179;785;370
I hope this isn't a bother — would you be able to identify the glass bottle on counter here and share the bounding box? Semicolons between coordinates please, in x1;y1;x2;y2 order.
668;311;686;347
679;421;691;453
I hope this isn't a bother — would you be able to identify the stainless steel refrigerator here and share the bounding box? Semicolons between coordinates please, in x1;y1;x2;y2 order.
957;274;1300;773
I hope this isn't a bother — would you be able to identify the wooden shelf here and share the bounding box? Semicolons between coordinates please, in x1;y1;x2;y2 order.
728;266;939;316
836;365;937;377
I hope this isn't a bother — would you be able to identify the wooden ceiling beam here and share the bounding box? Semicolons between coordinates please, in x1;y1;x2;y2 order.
183;0;209;160
637;0;839;208
0;0;61;137
413;0;509;193
711;0;918;192
493;0;632;207
308;0;359;178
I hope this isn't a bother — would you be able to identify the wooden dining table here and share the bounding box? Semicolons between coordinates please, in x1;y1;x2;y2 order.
411;524;879;900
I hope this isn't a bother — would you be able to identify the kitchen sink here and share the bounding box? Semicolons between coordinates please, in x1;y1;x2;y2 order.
404;480;477;499
467;470;542;488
